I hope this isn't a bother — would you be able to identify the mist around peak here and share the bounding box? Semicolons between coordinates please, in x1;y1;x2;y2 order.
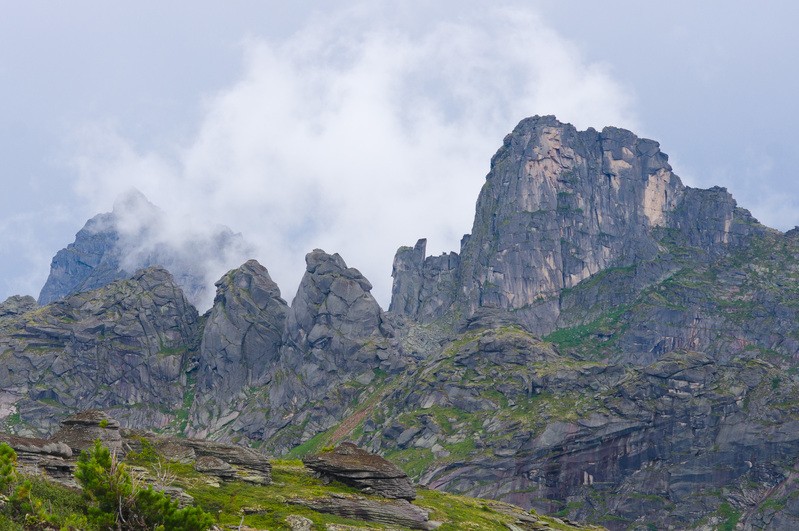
39;189;253;311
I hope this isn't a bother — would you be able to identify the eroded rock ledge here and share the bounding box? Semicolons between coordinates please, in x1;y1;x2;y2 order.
303;442;416;500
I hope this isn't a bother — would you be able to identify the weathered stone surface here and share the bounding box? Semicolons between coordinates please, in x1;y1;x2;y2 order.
285;514;313;531
304;443;416;500
390;239;459;322
52;410;122;454
288;494;436;530
390;116;756;334
0;267;199;434
38;209;122;306
194;455;235;479
5;114;799;529
188;260;288;439
0;432;75;486
0;433;71;459
0;296;38;321
240;250;408;453
123;429;272;484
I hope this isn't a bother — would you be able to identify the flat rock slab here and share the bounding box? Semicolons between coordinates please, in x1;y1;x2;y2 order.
289;495;437;530
303;442;416;500
194;455;236;479
51;410;122;454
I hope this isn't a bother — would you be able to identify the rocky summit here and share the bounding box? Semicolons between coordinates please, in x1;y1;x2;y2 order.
3;115;799;529
37;188;248;308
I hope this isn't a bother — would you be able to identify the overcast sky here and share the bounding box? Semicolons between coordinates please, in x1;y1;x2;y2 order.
1;1;797;310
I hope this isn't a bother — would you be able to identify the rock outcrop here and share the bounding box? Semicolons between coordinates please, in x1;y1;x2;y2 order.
389;239;459;322
234;250;407;453
52;410;122;454
0;267;199;434
390;116;757;334
0;410;272;493
124;430;272;485
359;117;799;528
303;442;416;500
288;495;436;530
0;296;38;321
0;432;74;486
5;114;799;529
189;260;288;438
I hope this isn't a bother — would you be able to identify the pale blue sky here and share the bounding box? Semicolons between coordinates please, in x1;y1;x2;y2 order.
1;1;797;308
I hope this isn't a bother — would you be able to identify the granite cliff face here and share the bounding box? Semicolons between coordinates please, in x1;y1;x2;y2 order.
1;267;199;435
371;117;799;528
186;250;409;453
239;249;408;453
391;116;753;334
4;115;799;529
189;259;288;438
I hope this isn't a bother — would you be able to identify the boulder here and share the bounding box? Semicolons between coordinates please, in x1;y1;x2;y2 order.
51;410;122;455
303;443;416;500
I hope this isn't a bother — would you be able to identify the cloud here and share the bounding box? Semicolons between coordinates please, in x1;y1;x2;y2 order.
72;4;637;309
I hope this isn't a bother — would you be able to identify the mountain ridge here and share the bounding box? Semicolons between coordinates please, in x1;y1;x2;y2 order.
2;115;798;529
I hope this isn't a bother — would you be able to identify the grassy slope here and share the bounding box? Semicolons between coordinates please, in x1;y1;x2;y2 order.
183;458;597;530
1;456;599;530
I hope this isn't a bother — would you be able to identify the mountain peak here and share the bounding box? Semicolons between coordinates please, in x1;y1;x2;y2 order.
391;115;754;333
38;191;249;309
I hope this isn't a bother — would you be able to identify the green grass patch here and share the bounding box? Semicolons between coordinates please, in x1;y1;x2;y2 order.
383;447;436;479
543;305;630;352
717;502;741;531
285;428;336;459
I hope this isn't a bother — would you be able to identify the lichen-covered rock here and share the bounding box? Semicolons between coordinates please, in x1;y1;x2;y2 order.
304;443;416;500
390;116;756;334
239;250;408;453
194;455;235;479
285;514;313;531
389;239;459;322
0;432;75;487
123;430;272;483
0;296;38;321
4;113;799;530
0;267;199;434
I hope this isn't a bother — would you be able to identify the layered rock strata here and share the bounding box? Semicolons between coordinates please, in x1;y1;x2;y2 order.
303;442;416;500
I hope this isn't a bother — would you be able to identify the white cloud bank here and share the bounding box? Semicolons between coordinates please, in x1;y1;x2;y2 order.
72;5;637;310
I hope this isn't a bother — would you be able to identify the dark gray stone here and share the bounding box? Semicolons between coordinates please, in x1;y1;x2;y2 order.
188;259;288;439
0;267;199;434
303;442;416;500
288;496;435;530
